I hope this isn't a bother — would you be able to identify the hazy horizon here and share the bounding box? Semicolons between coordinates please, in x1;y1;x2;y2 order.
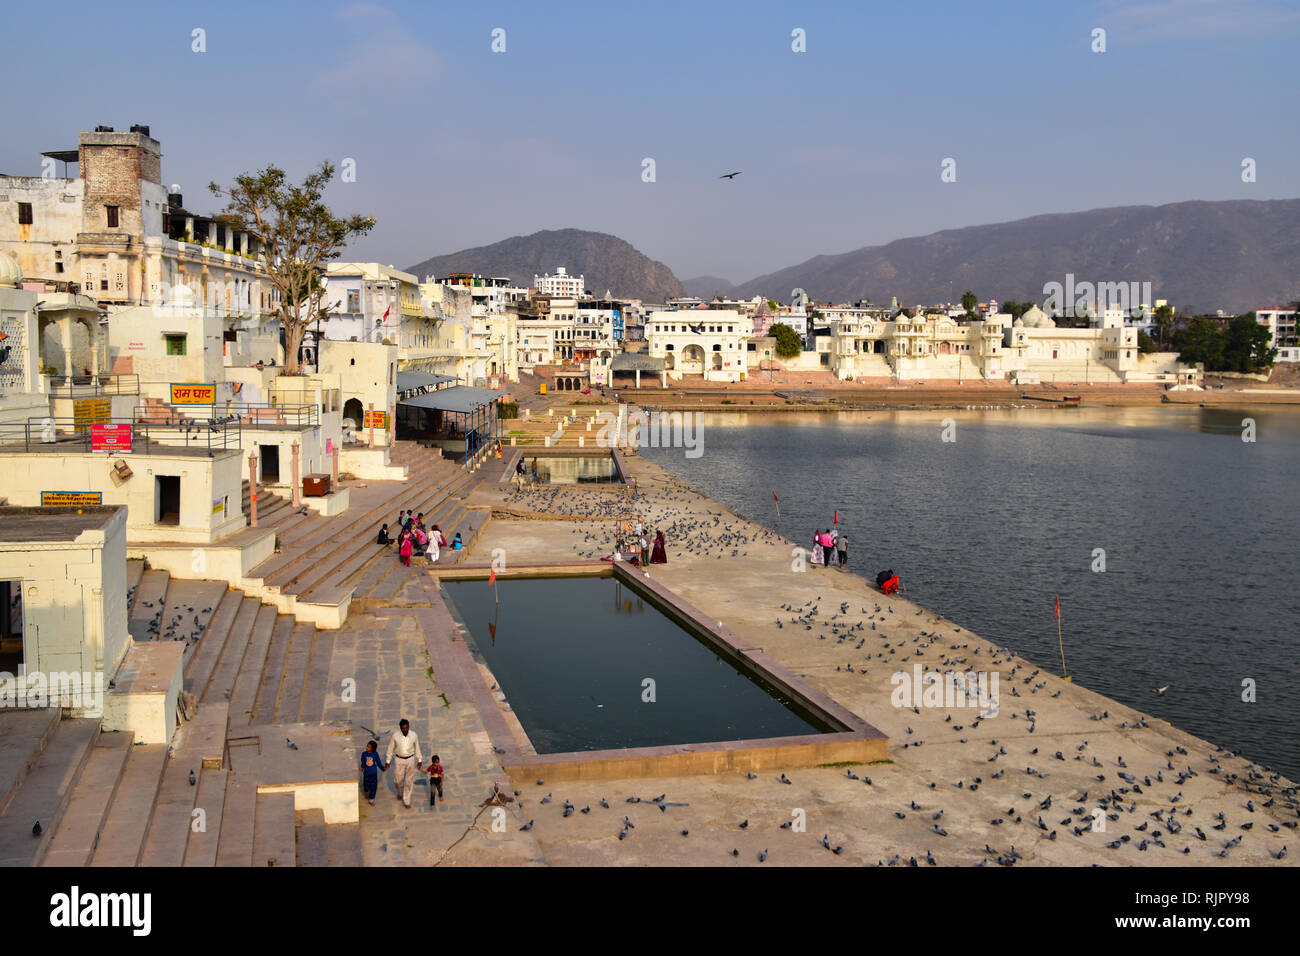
5;0;1297;283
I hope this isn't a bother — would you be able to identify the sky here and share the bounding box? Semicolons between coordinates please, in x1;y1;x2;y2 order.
4;0;1298;284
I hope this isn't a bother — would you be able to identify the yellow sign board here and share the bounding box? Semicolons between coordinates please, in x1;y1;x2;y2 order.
171;383;217;405
364;410;387;429
212;498;225;515
73;398;111;426
41;491;103;507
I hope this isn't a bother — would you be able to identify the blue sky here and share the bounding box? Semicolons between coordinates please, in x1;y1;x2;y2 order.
4;0;1298;283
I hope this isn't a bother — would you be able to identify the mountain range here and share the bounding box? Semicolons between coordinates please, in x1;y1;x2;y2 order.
406;200;1300;313
406;228;684;303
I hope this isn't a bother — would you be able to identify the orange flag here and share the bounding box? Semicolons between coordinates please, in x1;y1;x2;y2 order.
1054;595;1060;618
488;567;497;587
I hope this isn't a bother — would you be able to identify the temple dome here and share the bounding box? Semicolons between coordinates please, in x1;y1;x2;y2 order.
1020;305;1055;329
0;252;23;289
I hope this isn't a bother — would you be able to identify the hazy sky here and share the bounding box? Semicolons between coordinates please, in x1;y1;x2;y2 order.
5;0;1298;283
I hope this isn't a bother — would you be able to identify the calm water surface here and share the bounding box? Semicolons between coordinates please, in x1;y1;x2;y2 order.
642;405;1300;780
442;577;820;753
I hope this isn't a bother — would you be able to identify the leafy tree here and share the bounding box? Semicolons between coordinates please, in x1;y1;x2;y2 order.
1152;303;1175;349
770;322;803;358
210;161;374;375
1001;300;1032;320
1223;312;1276;372
767;298;779;312
1171;316;1226;369
1137;330;1157;354
961;290;978;316
892;308;915;320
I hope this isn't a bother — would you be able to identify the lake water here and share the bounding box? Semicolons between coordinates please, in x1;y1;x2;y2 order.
641;405;1300;781
441;576;822;753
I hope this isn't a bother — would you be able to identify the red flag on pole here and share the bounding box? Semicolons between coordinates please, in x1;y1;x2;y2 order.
382;305;391;322
1054;595;1060;618
834;510;839;524
772;489;779;503
488;567;497;587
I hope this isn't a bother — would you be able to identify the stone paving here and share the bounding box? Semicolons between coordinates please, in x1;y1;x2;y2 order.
323;609;545;865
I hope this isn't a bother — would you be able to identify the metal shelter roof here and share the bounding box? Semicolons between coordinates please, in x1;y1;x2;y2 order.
397;385;500;414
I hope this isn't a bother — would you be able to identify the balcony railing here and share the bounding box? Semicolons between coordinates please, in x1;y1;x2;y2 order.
136;402;319;428
46;373;140;397
0;416;241;456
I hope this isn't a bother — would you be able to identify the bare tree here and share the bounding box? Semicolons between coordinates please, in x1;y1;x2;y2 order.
210;162;374;375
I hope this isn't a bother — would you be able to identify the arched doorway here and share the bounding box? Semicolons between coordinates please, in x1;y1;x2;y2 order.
343;397;364;433
681;344;705;373
939;341;951;355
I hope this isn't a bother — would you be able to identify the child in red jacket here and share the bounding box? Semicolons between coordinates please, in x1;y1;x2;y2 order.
424;755;444;806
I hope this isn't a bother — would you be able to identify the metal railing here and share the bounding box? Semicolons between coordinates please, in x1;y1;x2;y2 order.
135;402;318;428
46;374;140;397
0;416;242;456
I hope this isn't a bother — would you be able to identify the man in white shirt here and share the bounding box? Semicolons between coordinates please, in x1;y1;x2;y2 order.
385;718;423;808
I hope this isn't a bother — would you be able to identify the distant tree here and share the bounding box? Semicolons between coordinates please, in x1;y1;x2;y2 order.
210;161;375;375
1152;303;1175;349
1001;300;1032;320
961;290;978;317
1223;312;1276;372
770;322;803;358
767;298;779;312
892;308;915;320
1171;316;1226;370
1137;330;1157;354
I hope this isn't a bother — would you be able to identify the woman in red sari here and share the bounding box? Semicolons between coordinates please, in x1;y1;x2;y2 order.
399;531;413;567
651;530;668;564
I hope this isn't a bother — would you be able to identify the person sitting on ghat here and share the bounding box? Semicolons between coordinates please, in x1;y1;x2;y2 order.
377;523;392;546
452;532;463;550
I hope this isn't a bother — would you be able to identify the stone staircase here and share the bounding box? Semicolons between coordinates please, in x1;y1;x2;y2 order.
240;480;294;530
5;559;337;868
239;443;482;624
0;446;482;868
349;444;491;607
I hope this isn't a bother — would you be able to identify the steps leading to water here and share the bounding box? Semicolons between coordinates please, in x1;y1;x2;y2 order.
89;743;168;866
239;442;476;625
0;718;101;866
41;731;134;867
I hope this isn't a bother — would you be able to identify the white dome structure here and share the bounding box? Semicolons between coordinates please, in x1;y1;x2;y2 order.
1020;305;1056;329
0;252;23;289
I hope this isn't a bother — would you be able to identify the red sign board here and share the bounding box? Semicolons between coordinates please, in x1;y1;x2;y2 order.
91;423;133;453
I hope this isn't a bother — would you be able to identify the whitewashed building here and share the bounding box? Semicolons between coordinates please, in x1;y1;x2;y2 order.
646;309;753;382
1256;308;1298;362
533;266;584;298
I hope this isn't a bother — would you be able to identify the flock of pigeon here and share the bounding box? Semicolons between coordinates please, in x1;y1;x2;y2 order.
490;464;1297;866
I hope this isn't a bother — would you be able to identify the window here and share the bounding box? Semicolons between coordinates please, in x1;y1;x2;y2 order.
17;202;33;225
55;262;63;273
106;205;119;228
165;334;187;356
347;289;360;312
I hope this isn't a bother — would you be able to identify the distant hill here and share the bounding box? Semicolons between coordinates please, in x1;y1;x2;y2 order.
728;199;1300;314
680;275;734;298
406;228;685;303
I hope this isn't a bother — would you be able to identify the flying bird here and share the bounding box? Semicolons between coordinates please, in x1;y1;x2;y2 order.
719;171;742;180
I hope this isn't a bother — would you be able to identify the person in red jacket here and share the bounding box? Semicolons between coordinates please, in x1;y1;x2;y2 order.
424;755;445;806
